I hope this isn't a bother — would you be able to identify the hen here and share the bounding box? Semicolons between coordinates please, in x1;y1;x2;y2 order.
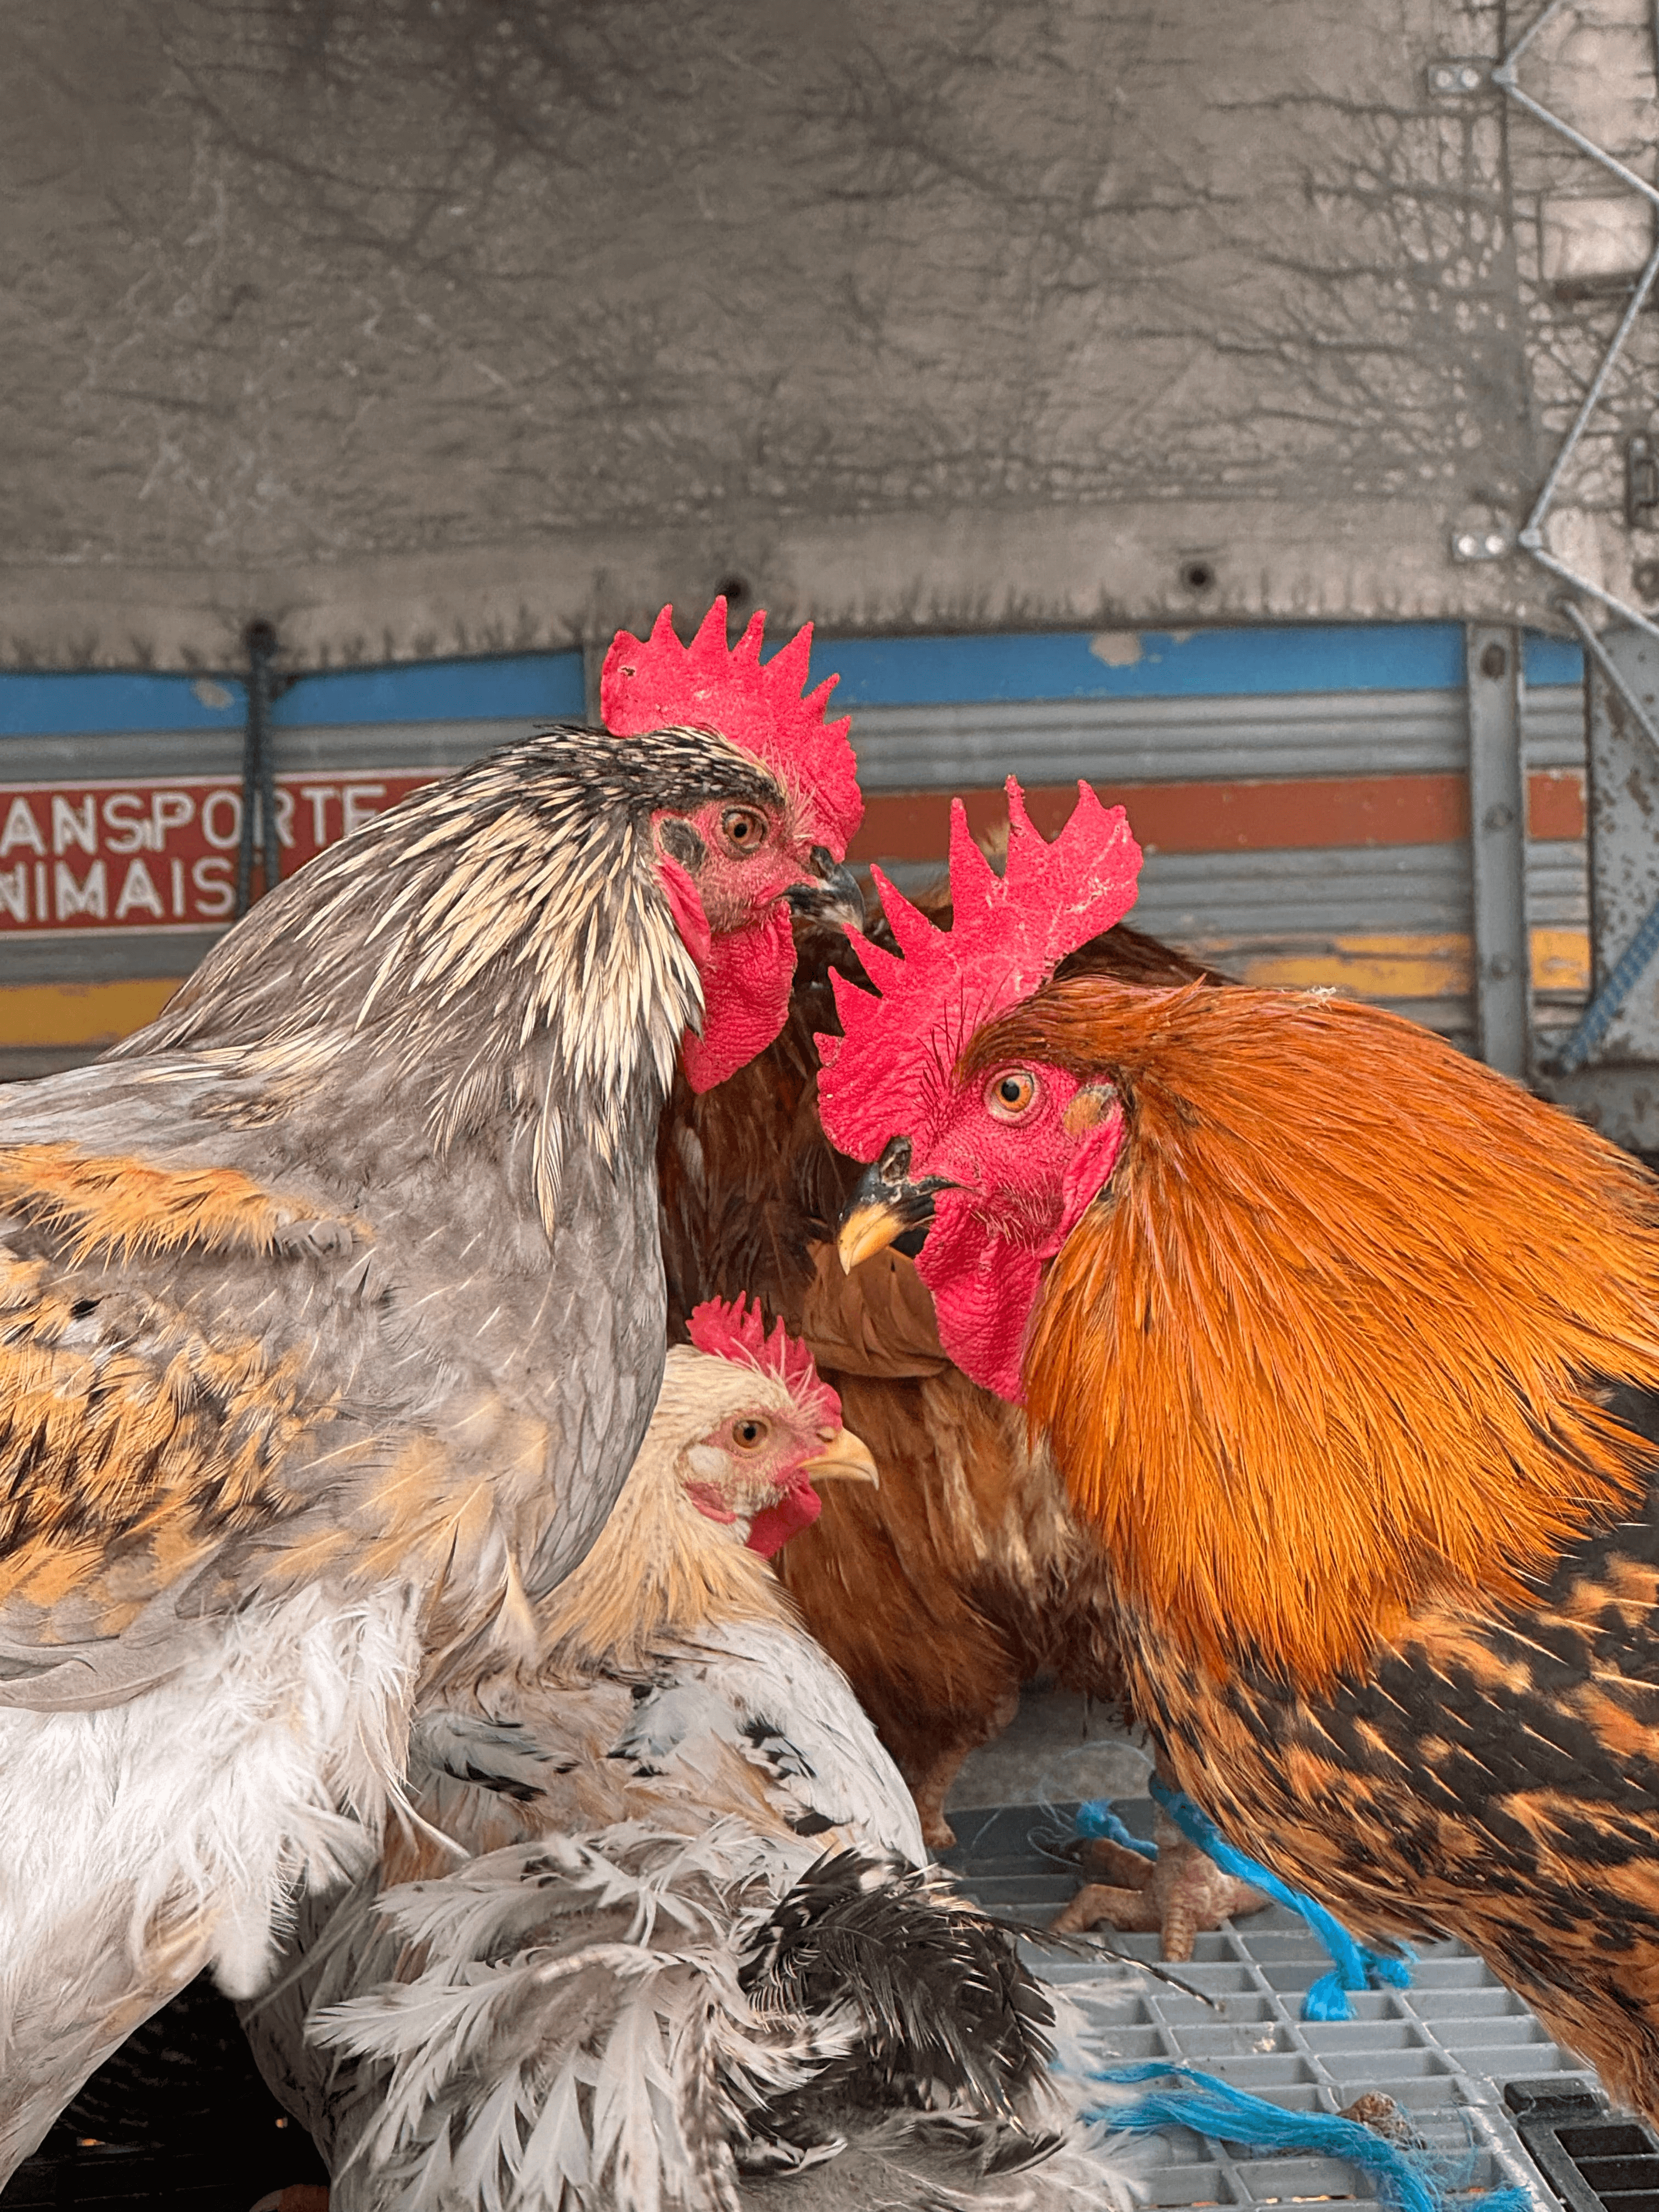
824;777;1659;2122
241;1300;1073;2211
0;600;862;2172
659;885;1257;1953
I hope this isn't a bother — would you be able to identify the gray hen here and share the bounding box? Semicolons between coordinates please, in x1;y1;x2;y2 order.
0;609;862;2178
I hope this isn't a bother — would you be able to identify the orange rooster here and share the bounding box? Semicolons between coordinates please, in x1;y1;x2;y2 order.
822;778;1659;2124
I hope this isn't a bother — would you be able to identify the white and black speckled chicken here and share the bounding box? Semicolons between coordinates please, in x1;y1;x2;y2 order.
240;1305;1084;2212
0;600;865;2173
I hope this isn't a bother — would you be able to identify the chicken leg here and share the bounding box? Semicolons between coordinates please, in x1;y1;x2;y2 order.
1049;1806;1269;1961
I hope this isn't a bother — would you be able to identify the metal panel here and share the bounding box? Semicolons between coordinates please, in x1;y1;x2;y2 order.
864;674;1476;1047
1522;683;1590;775
1128;845;1472;944
851;689;1468;793
1466;627;1529;1078
1523;679;1592;1050
0;719;519;994
1585;630;1659;1062
1533;634;1659;1149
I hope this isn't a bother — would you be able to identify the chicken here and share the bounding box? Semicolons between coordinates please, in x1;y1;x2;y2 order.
659;891;1264;1951
822;776;1659;2122
240;1299;1071;2211
0;599;863;2173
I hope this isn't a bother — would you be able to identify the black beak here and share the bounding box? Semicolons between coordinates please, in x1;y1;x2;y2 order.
786;848;866;933
836;1137;957;1272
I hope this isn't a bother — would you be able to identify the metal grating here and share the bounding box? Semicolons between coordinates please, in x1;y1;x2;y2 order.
944;1798;1607;2211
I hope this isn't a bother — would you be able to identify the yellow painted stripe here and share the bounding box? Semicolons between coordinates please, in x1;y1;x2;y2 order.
1530;927;1592;996
0;928;1598;1054
1194;930;1592;1001
0;979;184;1048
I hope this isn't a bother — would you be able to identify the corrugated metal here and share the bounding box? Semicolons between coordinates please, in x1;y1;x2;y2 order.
861;678;1477;1044
851;689;1468;792
1522;682;1589;774
1128;844;1471;942
0;630;1591;1078
0;722;512;996
1521;679;1590;1041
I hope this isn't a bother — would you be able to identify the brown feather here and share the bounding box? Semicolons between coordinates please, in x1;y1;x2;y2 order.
660;889;1217;1842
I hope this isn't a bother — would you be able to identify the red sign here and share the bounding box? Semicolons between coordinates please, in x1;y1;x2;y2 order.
0;771;441;934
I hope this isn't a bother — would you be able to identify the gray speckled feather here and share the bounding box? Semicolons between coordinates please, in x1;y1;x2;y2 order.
0;721;797;2173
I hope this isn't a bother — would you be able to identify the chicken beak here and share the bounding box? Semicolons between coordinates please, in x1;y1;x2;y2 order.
802;1425;881;1487
836;1138;956;1273
785;849;866;933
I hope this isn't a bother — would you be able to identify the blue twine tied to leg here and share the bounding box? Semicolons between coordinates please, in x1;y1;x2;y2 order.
1073;1778;1412;2021
1082;2062;1531;2212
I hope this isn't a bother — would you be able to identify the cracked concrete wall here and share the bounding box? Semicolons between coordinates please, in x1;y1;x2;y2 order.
0;0;1590;668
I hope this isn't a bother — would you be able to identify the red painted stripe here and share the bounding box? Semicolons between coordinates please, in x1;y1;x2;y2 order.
849;770;1592;865
1528;769;1585;841
851;775;1472;864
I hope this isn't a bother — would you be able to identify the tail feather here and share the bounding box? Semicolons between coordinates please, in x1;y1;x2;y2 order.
308;1825;858;2212
739;1850;1055;2125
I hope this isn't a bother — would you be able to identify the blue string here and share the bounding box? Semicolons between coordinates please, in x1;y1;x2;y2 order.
1074;1801;1156;1860
1082;2062;1531;2212
1073;1782;1412;2021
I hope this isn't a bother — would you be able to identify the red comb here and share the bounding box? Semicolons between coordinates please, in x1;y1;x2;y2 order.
816;778;1143;1160
687;1294;841;1429
601;600;862;859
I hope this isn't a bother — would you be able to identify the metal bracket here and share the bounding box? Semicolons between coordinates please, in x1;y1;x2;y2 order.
1453;527;1513;562
1627;433;1659;531
236;620;283;917
1427;58;1491;95
1466;626;1530;1079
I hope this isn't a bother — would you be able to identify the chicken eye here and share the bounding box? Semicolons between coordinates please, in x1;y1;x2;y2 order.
984;1069;1039;1122
731;1417;771;1452
719;807;768;859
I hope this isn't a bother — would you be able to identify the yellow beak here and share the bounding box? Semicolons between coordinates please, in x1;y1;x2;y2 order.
834;1139;955;1275
802;1425;880;1487
836;1201;907;1274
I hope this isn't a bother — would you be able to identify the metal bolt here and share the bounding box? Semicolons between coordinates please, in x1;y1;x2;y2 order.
1484;802;1515;831
1480;642;1508;681
1483;531;1508;557
1489;953;1516;979
1429;60;1487;94
1455;532;1482;558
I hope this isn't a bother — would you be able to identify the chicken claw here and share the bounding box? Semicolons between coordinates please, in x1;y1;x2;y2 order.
1049;1812;1270;1960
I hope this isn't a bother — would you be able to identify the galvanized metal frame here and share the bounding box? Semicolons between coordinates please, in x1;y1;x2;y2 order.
1496;1;1659;648
1466;627;1530;1077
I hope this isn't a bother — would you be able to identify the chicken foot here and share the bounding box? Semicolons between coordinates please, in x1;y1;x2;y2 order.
1049;1808;1269;1960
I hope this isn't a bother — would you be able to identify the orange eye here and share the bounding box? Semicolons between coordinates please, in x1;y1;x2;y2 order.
984;1069;1039;1121
731;1417;771;1452
720;807;768;857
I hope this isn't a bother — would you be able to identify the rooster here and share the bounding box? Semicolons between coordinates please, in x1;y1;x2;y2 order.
659;895;1263;1950
0;600;864;2173
821;776;1659;2123
240;1299;1076;2211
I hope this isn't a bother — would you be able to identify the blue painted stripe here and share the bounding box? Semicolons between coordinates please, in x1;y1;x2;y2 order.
0;653;586;739
0;625;1582;738
1523;632;1585;688
808;623;1474;704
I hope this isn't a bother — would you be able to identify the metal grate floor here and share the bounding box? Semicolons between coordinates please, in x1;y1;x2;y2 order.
942;1798;1607;2210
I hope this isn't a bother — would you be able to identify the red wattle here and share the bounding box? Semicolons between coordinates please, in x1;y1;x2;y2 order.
747;1478;823;1557
680;901;797;1093
916;1195;1043;1403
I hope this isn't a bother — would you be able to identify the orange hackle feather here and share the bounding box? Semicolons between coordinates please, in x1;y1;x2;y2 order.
969;975;1659;1690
